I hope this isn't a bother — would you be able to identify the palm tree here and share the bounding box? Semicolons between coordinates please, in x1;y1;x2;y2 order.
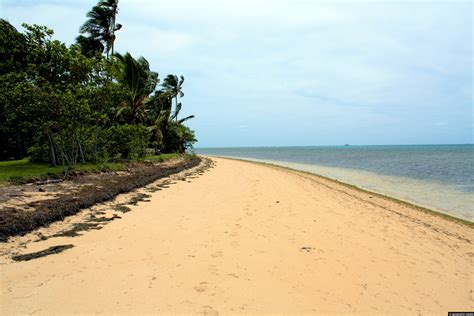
75;35;104;57
162;74;185;121
146;91;194;153
115;52;159;123
78;0;122;58
147;92;172;153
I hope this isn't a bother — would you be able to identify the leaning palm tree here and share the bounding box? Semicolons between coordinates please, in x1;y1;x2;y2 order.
162;74;185;121
100;0;121;56
147;91;170;153
146;91;194;153
78;0;122;58
114;52;159;123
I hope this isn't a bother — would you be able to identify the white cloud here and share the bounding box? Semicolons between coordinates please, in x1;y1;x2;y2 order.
116;23;198;58
1;0;472;146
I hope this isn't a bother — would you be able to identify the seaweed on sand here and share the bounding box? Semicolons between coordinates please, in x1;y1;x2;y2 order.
114;204;132;213
0;157;201;242
126;193;151;205
52;222;102;238
12;244;74;261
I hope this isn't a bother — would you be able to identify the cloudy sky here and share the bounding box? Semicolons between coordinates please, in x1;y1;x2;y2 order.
1;0;472;147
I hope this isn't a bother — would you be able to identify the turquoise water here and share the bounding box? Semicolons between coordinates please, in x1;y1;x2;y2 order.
196;145;474;221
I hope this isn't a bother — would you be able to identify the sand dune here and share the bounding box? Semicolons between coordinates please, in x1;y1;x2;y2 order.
1;157;472;314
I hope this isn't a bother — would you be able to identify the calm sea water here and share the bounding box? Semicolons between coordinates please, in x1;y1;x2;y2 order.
196;145;474;221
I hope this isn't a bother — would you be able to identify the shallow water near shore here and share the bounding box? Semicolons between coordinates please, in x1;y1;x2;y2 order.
197;145;474;221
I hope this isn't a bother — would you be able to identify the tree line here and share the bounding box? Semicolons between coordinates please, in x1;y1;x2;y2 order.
0;0;196;165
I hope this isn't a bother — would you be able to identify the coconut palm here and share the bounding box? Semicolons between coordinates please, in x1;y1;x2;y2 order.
162;74;185;121
146;91;194;153
115;52;159;123
78;0;122;58
75;35;104;58
147;92;172;153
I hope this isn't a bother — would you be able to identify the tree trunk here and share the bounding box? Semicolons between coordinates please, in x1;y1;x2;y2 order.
111;31;114;57
76;133;86;164
111;10;115;57
175;95;178;122
46;129;57;166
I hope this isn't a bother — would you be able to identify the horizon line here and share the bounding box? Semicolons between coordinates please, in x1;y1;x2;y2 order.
195;143;473;149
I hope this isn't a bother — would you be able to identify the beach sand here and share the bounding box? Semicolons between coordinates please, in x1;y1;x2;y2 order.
1;157;472;314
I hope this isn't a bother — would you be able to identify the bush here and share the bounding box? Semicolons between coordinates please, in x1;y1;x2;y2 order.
102;124;151;160
27;142;50;163
161;122;196;153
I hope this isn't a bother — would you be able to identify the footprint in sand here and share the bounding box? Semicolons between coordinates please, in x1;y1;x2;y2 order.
194;282;208;293
200;305;219;315
211;251;222;258
208;265;220;276
148;276;157;288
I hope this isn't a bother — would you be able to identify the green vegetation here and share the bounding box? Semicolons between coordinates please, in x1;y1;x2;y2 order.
0;153;184;184
143;153;180;162
0;0;196;167
0;158;120;184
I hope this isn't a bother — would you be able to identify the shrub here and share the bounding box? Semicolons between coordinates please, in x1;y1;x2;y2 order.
161;121;196;153
102;124;151;160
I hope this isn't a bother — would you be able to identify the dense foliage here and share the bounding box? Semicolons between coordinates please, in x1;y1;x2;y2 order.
0;0;196;164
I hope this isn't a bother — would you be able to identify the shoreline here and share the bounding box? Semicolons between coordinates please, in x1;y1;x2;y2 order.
1;156;472;314
209;155;473;226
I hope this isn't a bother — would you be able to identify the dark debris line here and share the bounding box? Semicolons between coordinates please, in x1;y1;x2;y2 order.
0;157;202;242
12;244;74;261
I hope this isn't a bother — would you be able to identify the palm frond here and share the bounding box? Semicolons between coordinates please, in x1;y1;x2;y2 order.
178;115;195;124
172;102;182;120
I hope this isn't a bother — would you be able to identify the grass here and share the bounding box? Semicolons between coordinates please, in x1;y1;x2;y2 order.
0;153;184;185
143;153;181;162
0;158;125;184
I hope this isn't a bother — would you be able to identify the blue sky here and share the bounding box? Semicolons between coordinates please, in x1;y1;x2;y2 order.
1;0;472;146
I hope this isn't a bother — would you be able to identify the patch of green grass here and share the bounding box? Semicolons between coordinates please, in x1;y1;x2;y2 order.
0;158;126;185
0;158;62;184
143;153;181;162
0;153;190;185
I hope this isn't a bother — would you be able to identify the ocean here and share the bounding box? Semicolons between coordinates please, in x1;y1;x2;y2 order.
196;145;474;221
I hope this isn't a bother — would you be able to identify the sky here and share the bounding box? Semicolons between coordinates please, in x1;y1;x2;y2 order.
1;0;472;147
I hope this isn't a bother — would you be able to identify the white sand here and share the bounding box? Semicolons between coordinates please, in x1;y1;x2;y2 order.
1;157;472;314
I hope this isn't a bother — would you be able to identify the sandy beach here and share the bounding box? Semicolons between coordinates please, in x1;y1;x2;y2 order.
1;157;473;314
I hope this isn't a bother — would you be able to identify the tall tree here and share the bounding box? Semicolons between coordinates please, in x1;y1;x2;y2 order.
115;52;159;123
0;19;30;160
146;89;195;154
75;35;104;58
78;0;122;58
162;74;185;122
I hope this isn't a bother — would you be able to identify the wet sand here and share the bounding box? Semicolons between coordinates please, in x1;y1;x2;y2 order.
1;157;473;314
